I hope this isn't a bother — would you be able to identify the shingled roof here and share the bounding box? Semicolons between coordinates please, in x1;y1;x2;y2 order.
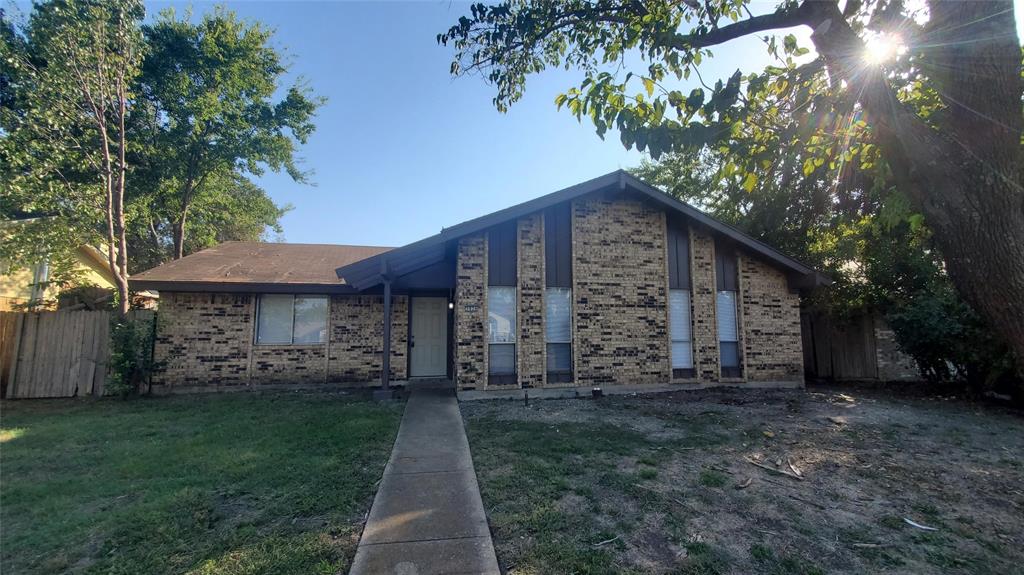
130;242;392;293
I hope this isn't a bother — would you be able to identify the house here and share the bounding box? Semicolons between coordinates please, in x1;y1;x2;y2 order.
0;244;119;311
130;170;826;394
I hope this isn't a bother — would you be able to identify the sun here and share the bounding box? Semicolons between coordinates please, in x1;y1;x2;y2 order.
864;33;906;65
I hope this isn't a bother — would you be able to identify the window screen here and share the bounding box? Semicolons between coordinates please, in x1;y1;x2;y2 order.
488;286;516;374
293;296;328;344
256;295;294;344
669;290;693;369
256;295;328;344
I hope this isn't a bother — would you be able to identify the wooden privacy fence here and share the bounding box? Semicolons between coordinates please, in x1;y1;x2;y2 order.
0;310;154;399
802;312;879;380
800;311;919;382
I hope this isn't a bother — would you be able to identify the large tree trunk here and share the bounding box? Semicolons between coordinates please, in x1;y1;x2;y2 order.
807;0;1024;373
933;177;1024;371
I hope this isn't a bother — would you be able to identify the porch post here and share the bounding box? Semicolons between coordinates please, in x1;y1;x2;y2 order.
381;277;392;389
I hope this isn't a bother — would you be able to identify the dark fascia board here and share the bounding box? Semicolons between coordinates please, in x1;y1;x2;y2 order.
128;280;358;295
336;170;830;289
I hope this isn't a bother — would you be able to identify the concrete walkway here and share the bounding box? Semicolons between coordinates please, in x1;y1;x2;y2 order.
350;389;500;575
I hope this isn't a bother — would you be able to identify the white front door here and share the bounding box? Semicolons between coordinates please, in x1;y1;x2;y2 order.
410;297;448;377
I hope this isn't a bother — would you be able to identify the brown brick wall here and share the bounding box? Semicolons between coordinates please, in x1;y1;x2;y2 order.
153;292;407;387
455;234;487;389
152;197;806;390
572;196;670;385
874;316;919;381
252;345;327;384
690;228;721;383
153;292;254;386
517;213;545;388
328;295;407;383
739;256;803;382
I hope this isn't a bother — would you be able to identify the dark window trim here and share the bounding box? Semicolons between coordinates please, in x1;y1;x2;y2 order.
672;368;696;380
546;371;574;384
721;366;743;379
544;203;572;288
488;373;518;386
488;221;518;286
667;215;691;289
715;240;739;291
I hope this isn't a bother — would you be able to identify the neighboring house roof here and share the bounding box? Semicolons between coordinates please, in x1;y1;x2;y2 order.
76;245;118;288
0;238;117;307
336;170;828;291
130;242;393;293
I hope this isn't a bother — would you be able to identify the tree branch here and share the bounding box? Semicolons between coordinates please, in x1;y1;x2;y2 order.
667;3;816;50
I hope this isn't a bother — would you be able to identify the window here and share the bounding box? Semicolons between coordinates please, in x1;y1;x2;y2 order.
488;286;516;375
670;290;693;373
717;291;740;370
667;218;693;378
256;295;327;344
545;287;572;377
488;221;518;386
545;204;573;382
716;243;742;378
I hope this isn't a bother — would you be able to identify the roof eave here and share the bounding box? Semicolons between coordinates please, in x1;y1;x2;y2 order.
128;279;358;294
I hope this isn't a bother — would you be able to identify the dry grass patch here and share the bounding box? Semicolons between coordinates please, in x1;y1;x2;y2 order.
463;386;1024;574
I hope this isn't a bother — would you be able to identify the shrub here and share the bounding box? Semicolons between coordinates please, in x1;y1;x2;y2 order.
106;316;157;396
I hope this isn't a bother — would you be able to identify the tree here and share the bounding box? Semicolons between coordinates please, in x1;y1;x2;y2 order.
1;0;145;316
440;0;1024;371
137;7;321;260
128;169;290;273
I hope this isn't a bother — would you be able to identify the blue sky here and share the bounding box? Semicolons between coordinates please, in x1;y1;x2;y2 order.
133;0;809;247
128;1;1019;248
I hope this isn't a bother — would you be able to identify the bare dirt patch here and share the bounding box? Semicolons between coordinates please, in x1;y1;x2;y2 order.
462;385;1024;574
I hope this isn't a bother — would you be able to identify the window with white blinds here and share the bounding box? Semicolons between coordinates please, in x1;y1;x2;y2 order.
716;291;740;368
716;243;742;376
716;291;738;342
669;289;693;369
545;287;572;373
488;286;516;374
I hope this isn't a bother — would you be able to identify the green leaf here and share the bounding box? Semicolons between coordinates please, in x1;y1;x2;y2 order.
742;172;758;192
642;77;655;98
802;158;816;176
783;34;798;54
686;88;705;111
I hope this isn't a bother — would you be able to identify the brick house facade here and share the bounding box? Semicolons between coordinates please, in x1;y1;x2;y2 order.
133;171;823;393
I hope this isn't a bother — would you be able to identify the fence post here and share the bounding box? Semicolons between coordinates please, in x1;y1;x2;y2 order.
3;314;26;398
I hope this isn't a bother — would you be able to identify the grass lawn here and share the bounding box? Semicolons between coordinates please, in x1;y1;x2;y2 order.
463;385;1024;574
0;391;403;575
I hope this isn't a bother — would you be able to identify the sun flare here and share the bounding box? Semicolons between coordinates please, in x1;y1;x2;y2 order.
864;33;906;65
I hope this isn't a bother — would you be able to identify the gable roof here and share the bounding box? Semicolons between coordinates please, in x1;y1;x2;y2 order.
130;242;392;292
336;170;827;291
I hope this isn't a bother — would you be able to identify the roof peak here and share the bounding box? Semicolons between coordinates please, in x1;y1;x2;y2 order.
337;169;827;291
